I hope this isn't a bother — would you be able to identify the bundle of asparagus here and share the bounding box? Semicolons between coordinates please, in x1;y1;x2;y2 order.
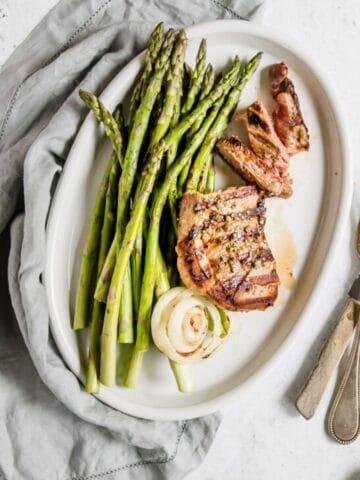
73;23;262;394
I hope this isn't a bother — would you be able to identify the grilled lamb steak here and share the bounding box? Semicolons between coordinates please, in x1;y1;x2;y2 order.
176;186;279;311
269;62;309;155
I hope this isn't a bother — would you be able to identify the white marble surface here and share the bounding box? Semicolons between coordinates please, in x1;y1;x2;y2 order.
1;0;360;479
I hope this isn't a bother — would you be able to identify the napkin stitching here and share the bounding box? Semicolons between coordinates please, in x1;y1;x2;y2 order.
69;421;187;480
0;0;113;143
210;0;245;20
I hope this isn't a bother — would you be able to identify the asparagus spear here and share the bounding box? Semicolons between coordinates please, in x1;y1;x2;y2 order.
205;154;216;193
197;153;214;193
186;52;263;192
131;220;143;317
177;63;216;193
101;58;241;386
170;65;183;129
187;64;215;138
85;153;120;392
84;100;125;390
95;28;176;303
79;91;124;168
183;62;193;90
114;104;127;147
74;98;126;331
149;30;187;148
73;156;115;330
124;95;233;388
117;263;134;343
181;39;207;114
128;22;165;127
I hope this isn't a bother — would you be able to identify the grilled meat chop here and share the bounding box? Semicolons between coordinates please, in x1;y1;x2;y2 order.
217;100;293;198
176;186;279;311
269;62;309;155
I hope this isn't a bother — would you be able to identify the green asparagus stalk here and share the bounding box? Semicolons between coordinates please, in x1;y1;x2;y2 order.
181;39;207;114
85;153;120;392
205;155;216;193
170;67;183;129
198;153;214;193
176;64;215;193
128;22;165;127
140;23;167;98
165;37;186;228
167;149;180;233
184;62;193;87
118;263;134;343
73;155;115;330
131;222;143;317
79;91;124;168
116;105;135;345
95;29;176;304
154;245;171;299
150;30;187;148
79;99;124;385
114;104;127;144
186;52;263;192
187;64;215;138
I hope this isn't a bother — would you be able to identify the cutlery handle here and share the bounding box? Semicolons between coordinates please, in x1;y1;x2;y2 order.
327;303;360;443
296;299;355;419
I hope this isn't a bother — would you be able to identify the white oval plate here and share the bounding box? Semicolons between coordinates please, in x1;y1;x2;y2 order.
45;20;352;420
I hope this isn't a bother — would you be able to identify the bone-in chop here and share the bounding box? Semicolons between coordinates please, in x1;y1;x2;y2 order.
176;186;279;311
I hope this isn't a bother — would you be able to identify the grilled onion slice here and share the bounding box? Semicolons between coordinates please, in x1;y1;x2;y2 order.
151;287;231;364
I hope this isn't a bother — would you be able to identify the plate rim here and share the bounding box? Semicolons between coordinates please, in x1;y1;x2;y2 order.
45;19;353;420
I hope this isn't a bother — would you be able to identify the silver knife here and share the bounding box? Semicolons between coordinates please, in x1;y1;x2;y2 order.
327;276;360;443
296;277;360;420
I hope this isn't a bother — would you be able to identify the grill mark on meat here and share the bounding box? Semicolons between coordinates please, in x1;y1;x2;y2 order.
248;112;270;133
236;270;279;289
176;187;279;311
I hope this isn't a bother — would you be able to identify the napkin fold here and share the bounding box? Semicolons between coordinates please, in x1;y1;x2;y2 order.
0;1;264;479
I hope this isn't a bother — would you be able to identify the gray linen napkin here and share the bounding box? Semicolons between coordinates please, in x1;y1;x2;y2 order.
0;1;264;479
